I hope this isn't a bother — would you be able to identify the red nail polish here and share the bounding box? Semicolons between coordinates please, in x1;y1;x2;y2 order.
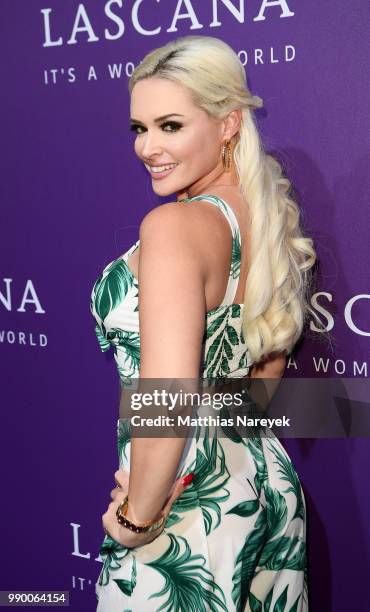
181;472;194;487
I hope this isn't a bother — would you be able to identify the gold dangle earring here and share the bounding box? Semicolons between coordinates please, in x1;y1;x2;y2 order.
221;139;232;172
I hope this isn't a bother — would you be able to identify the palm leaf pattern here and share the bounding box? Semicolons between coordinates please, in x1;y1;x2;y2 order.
247;438;269;497
264;485;288;540
117;418;131;463
98;536;130;586
109;328;141;380
226;498;260;518
170;427;231;535
219;403;247;444
230;440;305;609
94;323;111;352
146;534;228;612
231;509;268;611
258;535;306;572
113;557;137;596
193;426;230;534
231;227;241;278
248;591;262;611
249;586;302;611
218;390;262;444
93;258;134;323
268;440;305;521
258;476;306;575
203;305;248;378
91;195;307;610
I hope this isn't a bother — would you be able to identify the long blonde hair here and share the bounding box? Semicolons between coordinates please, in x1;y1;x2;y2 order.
129;35;324;364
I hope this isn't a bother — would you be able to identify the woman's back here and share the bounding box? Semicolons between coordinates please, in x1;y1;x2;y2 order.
90;194;252;380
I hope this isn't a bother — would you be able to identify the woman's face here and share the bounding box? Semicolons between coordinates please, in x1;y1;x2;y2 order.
130;77;226;198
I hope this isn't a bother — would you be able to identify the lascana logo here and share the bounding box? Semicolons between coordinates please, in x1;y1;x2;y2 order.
310;292;370;337
41;0;295;47
0;279;47;347
70;522;102;593
0;278;45;313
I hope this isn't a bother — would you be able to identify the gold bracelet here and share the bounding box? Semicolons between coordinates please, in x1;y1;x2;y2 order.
116;495;165;534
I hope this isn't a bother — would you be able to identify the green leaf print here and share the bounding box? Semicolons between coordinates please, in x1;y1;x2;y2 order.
94;259;134;322
206;310;228;340
255;584;300;612
113;557;136;596
247;438;268;497
171;428;230;534
273;585;288;611
248;592;262;611
226;324;239;346
288;593;302;612
204;317;229;377
231;229;241;279
248;593;263;612
221;355;231;375
111;328;141;379
231;304;242;318
224;338;234;360
264;485;288;540
226;499;260;518
117;418;131;463
94;324;111;352
164;512;185;528
146;534;228;612
219;404;246;444
204;309;243;378
264;585;274;610
268;441;305;521
258;536;306;572
193;427;230;534
98;536;130;586
232;509;268;612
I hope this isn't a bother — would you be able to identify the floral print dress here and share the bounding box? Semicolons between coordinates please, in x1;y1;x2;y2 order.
90;194;308;611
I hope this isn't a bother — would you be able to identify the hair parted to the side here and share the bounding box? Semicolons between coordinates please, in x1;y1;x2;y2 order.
129;35;327;365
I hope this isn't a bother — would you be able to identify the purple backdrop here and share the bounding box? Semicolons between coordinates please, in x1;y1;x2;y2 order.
1;1;369;610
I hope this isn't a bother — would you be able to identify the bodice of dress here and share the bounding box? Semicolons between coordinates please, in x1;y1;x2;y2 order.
90;194;253;381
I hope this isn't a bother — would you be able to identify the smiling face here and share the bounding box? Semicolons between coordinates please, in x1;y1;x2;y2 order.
129;77;227;198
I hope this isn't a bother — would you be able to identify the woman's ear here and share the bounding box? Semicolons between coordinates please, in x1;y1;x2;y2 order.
223;108;242;141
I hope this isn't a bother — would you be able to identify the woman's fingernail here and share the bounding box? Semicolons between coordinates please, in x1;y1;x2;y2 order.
181;472;194;487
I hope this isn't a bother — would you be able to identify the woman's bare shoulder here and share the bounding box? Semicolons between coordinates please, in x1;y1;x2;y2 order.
139;200;232;254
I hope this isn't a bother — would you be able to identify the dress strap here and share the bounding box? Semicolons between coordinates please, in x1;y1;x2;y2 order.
180;194;241;306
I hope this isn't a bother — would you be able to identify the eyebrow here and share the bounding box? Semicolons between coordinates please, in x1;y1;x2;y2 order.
129;113;185;125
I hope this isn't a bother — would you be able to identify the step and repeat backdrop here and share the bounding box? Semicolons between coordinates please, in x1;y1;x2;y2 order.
1;1;369;610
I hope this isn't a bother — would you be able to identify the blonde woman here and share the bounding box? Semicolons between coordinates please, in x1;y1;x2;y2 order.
90;35;316;611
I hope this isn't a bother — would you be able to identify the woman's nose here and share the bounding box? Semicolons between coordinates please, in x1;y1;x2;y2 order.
141;131;163;158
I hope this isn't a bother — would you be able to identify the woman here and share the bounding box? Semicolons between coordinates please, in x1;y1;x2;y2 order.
90;35;317;611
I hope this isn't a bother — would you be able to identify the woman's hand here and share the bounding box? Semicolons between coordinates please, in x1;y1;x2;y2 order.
101;468;193;548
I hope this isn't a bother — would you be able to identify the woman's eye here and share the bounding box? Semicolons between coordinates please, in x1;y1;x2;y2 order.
162;121;182;132
129;121;182;135
130;124;145;134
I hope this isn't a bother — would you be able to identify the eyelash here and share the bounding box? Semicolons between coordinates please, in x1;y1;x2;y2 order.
130;121;182;135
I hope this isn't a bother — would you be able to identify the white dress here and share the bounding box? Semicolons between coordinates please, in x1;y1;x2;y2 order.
90;194;308;611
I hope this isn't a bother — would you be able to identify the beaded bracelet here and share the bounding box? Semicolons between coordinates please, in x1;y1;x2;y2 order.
116;495;165;534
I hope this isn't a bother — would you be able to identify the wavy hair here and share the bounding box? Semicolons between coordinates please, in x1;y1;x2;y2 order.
129;35;325;364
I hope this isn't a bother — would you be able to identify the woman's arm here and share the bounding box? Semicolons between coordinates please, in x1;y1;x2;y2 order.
125;203;209;525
